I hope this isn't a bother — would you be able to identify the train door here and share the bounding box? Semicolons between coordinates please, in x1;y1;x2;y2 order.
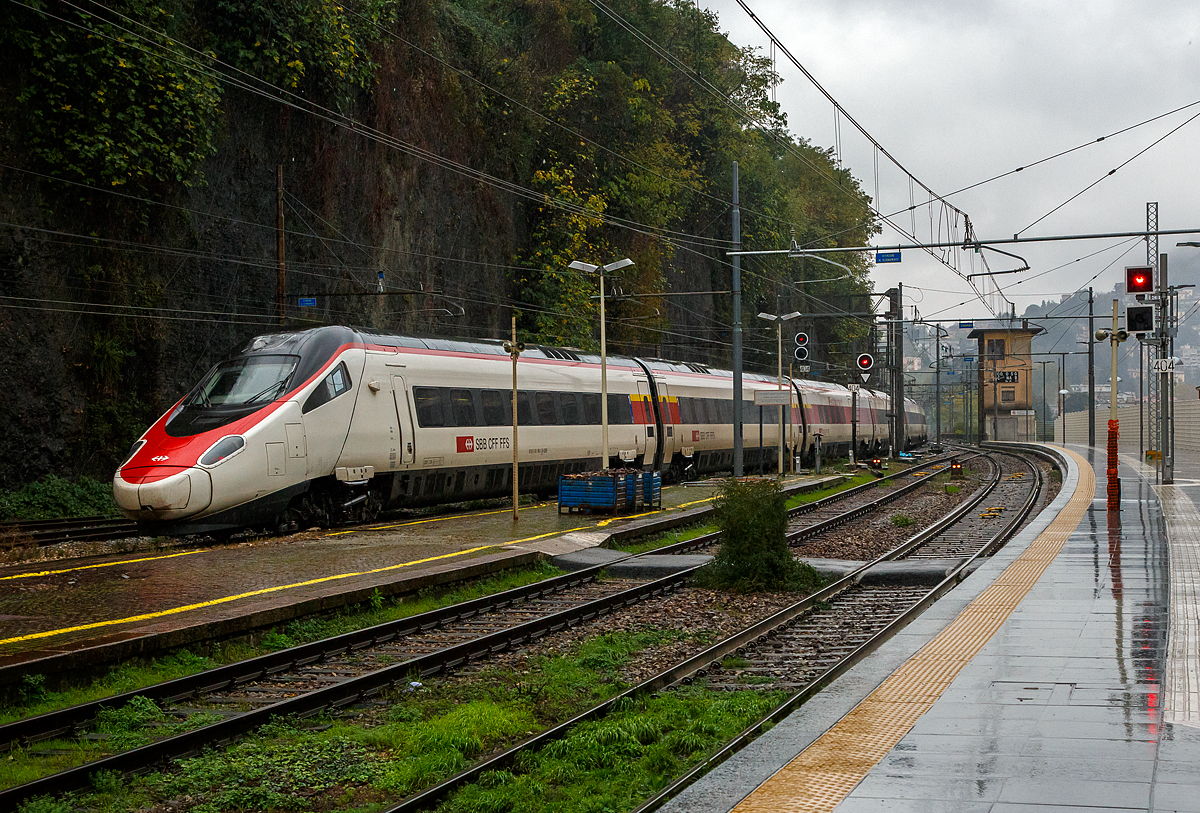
654;380;675;471
790;381;808;462
392;375;416;465
303;357;361;478
635;380;659;471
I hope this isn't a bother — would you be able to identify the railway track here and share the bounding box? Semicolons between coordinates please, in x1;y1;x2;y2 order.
0;450;1001;809
384;447;1049;813
0;516;139;547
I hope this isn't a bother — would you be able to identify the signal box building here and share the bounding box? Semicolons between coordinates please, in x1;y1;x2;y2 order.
968;322;1044;442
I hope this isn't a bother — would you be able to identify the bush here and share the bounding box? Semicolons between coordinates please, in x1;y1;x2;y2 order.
695;479;823;594
0;474;120;520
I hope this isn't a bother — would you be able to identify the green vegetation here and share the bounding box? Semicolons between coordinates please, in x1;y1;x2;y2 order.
15;627;775;813
437;689;784;813
696;478;823;594
1;563;563;723
784;472;874;509
945;484;960;495
890;514;914;528
0;474;120;521
612;522;716;554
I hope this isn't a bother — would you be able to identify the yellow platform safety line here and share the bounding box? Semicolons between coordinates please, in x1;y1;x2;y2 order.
732;446;1095;813
0;549;206;582
0;530;584;648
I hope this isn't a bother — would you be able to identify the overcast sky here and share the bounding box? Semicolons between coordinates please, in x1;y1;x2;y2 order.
701;0;1200;328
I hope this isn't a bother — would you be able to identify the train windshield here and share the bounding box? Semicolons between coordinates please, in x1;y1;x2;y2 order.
187;355;300;408
164;355;300;437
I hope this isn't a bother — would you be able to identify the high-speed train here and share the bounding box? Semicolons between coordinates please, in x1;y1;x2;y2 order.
113;326;926;535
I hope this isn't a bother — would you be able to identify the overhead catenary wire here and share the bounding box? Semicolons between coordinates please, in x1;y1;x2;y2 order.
20;0;737;252
1017;108;1200;236
9;0;903;363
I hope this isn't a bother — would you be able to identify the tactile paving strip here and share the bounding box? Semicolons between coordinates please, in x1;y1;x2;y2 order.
732;448;1095;813
1156;485;1200;726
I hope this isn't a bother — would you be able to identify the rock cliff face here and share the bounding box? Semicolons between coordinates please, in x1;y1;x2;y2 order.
0;0;875;488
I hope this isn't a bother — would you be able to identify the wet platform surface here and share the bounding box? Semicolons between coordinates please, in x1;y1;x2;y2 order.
663;442;1200;813
0;473;841;674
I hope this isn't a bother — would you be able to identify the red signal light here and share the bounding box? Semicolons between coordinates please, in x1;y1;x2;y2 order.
1126;266;1154;294
794;332;810;348
856;353;874;371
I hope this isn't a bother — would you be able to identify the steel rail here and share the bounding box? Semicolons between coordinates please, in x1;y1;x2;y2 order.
0;567;617;752
653;452;966;556
0;567;698;809
0;453;965;807
629;452;1045;812
0;455;957;748
379;451;1044;813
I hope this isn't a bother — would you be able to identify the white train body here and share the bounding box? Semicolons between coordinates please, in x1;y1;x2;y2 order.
113;327;926;534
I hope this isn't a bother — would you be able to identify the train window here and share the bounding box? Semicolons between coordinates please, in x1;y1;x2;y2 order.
582;393;602;425
675;397;690;424
481;390;509;426
719;399;734;423
536;392;558;425
450;388;476;426
413;387;445;427
302;361;352;414
560;392;581;425
607;393;633;425
517;391;534;425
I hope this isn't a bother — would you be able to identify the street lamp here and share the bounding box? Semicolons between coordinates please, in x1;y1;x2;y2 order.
757;311;802;476
570;258;634;471
1058;389;1070;443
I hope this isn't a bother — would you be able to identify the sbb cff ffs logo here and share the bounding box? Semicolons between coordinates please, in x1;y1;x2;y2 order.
456;436;474;453
794;332;810;362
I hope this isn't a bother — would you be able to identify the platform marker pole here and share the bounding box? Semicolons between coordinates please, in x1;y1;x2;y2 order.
1106;300;1121;512
505;316;522;521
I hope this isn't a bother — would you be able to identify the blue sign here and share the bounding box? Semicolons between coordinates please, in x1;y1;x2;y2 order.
963;356;975;362
298;297;317;307
875;251;902;264
958;321;974;329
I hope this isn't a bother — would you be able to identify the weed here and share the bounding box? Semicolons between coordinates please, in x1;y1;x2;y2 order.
18;674;46;705
720;655;750;669
945;484;960;495
441;689;785;813
890;514;915;528
696;479;825;594
369;588;385;612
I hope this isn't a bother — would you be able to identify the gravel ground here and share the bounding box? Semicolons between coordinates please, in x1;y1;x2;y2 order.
789;460;988;561
449;586;808;689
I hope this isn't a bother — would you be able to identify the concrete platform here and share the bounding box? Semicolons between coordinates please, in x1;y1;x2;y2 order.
0;474;844;683
662;441;1200;813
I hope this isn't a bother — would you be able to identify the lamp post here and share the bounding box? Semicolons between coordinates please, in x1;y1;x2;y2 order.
1095;300;1130;511
1035;361;1053;442
569;258;634;471
757;311;802;476
502;317;524;521
1059;389;1070;443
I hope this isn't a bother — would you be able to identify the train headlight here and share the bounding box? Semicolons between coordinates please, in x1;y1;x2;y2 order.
199;435;246;467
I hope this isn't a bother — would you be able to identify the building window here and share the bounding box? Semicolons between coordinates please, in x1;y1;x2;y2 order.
1001;388;1016;403
986;338;1006;359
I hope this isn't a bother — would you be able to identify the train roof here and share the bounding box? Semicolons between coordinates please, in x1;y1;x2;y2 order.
234;328;921;406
